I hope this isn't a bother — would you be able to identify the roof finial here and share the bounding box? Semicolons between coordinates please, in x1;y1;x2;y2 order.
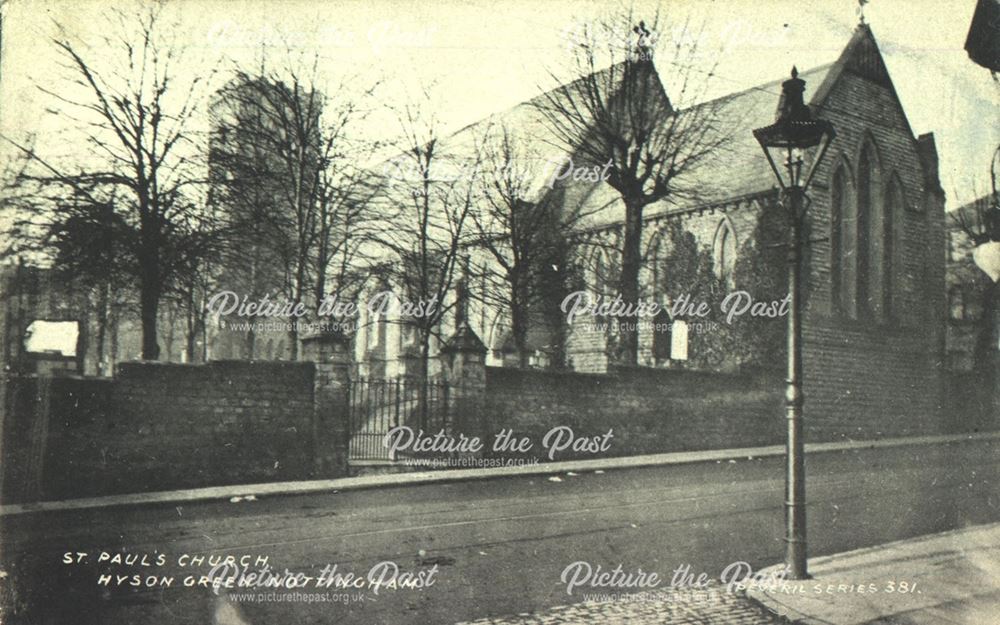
631;19;655;62
791;66;799;79
857;0;869;25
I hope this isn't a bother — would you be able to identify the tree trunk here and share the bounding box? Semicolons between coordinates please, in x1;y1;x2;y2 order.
200;292;209;363
508;270;531;367
109;306;119;373
515;331;530;368
164;305;175;362
418;333;431;429
287;325;299;361
184;283;206;364
246;256;258;359
95;284;109;376
549;317;568;370
288;272;305;361
140;282;160;360
618;197;644;365
138;224;161;360
511;297;530;368
185;318;197;364
185;287;197;363
314;227;328;308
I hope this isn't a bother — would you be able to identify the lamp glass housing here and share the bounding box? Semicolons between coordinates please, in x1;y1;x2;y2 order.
753;67;836;191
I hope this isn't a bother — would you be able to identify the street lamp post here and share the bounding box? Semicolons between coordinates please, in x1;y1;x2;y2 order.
753;67;835;580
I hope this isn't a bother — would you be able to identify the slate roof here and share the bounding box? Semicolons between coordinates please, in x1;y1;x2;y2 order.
433;62;640;203
567;62;836;230
570;23;932;230
382;24;920;235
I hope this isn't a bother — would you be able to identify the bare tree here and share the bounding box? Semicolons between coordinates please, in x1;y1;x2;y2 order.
163;200;223;363
210;60;378;359
1;171;135;375
951;168;1000;409
0;145;39;259
46;189;134;374
535;5;732;365
470;122;592;367
378;90;477;408
310;123;384;317
11;3;216;360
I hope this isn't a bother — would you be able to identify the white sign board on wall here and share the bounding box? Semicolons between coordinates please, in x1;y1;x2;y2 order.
670;320;689;361
23;320;79;357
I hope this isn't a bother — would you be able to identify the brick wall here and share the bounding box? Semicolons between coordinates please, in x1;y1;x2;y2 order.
1;360;344;503
800;324;946;441
481;353;959;464
793;70;949;439
481;365;784;461
1;375;48;502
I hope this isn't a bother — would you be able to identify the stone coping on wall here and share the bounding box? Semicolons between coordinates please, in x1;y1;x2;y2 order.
484;364;780;386
115;359;315;375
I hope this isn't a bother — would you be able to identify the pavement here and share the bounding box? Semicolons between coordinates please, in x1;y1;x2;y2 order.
443;523;1000;625
2;431;996;518
453;582;784;625
746;522;1000;625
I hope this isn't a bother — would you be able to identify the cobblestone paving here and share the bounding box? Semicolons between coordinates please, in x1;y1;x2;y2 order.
454;583;786;625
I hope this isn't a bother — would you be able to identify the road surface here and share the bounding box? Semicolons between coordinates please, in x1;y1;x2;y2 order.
1;437;997;624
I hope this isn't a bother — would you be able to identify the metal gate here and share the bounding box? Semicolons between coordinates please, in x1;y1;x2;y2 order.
347;377;449;462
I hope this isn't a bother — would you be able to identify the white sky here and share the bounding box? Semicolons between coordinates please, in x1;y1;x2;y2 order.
0;0;996;206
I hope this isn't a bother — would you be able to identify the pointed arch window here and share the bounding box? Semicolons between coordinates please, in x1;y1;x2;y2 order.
648;231;670;303
592;249;607;296
589;246;618;300
652;309;672;363
712;219;737;286
884;176;903;319
857;140;884;320
831;163;857;317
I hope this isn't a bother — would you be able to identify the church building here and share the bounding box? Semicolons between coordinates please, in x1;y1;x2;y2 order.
356;24;948;437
